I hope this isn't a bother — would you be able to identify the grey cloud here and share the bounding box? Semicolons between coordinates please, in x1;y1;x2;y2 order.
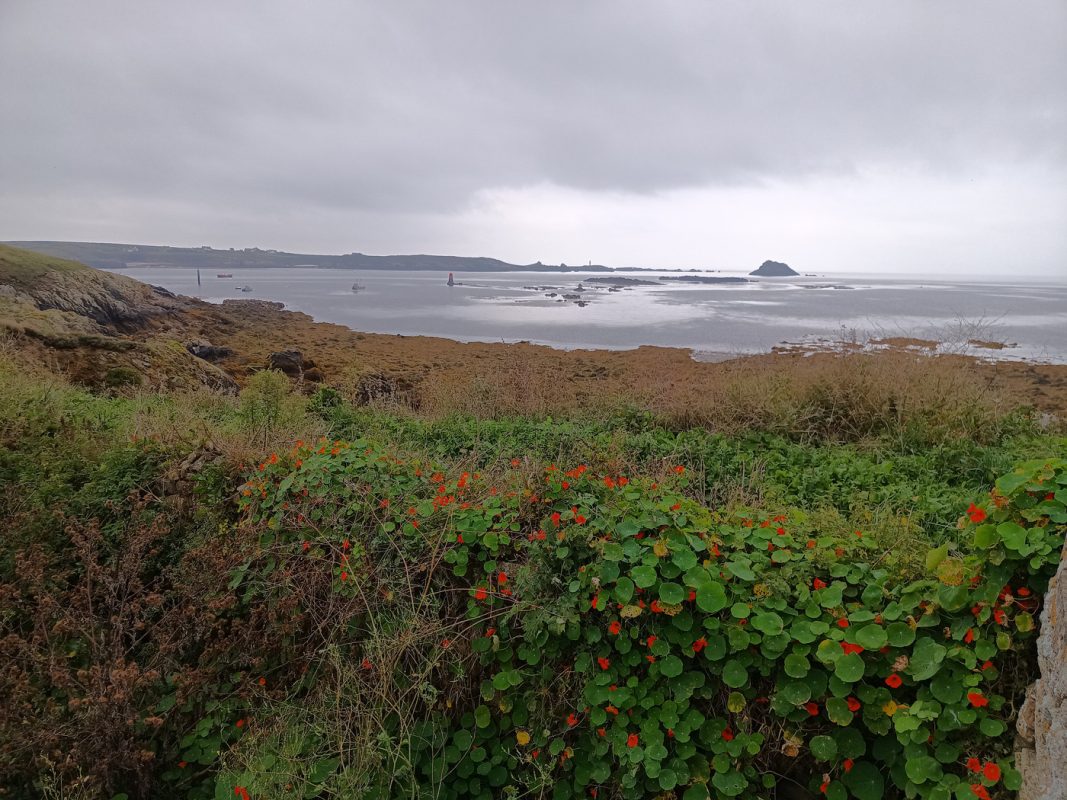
0;0;1064;268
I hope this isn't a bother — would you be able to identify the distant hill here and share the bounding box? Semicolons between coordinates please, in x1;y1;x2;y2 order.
5;241;617;273
749;260;799;277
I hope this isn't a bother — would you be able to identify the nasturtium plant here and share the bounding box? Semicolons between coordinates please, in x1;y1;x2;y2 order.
224;449;1064;799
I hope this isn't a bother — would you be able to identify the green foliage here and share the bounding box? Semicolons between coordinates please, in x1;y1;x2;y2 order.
225;442;1064;799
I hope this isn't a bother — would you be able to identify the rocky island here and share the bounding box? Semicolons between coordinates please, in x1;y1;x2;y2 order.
749;260;800;277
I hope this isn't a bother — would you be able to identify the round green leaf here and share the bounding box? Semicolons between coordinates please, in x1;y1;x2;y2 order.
810;735;837;761
834;653;865;683
854;625;888;650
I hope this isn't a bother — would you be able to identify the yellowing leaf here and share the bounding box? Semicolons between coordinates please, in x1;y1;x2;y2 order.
515;729;531;746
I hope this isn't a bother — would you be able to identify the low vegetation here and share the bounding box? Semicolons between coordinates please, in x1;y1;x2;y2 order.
0;346;1063;799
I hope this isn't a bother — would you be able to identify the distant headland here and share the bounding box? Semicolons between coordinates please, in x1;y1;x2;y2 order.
6;241;799;278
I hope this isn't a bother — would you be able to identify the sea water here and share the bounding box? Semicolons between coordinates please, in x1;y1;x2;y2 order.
107;267;1067;364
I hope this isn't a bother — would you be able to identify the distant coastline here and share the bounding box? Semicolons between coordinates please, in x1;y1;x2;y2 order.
5;240;764;275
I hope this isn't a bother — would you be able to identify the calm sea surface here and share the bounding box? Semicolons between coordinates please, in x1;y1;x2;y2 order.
108;267;1067;363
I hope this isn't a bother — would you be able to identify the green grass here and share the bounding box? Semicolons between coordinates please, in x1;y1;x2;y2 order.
0;359;1062;799
0;242;89;289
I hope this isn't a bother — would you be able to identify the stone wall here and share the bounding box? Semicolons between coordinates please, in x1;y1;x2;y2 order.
1016;541;1067;800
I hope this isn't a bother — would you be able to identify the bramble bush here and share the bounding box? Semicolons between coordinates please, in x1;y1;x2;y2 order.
218;441;1066;800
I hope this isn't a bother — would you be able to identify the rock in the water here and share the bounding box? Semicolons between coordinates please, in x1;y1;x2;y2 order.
749;260;799;277
1016;540;1067;800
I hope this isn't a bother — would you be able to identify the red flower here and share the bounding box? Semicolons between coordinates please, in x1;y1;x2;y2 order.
837;618;850;629
983;762;1000;783
803;702;819;716
627;733;639;748
673;465;685;474
302;541;310;552
650;600;663;613
670;503;681;512
342;539;351;551
340;571;348;581
497;572;508;585
841;642;864;656
776;527;786;536
597;657;611;670
813;578;827;590
178;761;187;768
551;512;561;527
618;477;629;486
846;696;861;712
456;534;464;544
646;635;657;648
234;788;250;800
967;503;987;524
441;638;451;648
235;718;245;729
993;609;1006;625
970;785;991;800
605;705;619;715
257;676;266;687
819;781;829;794
597;726;606;737
807;539;816;549
575;514;587;525
967;691;989;708
721;727;734;741
474;587;488;601
361;658;373;670
692;637;708;653
591;594;600;610
609;621;621;635
843;758;854;773
966;757;981;772
566;713;578;726
980;660;994;671
885;674;903;689
688;590;697;602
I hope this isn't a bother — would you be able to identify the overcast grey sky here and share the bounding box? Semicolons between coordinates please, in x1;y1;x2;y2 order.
1;1;1065;275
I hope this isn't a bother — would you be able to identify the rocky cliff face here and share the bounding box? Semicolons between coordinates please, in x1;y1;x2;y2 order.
1016;540;1067;800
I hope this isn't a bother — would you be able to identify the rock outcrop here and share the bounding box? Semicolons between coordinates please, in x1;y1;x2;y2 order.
1016;540;1067;800
749;260;799;277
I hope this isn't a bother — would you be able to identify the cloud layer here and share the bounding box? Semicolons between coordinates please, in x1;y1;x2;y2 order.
1;1;1064;274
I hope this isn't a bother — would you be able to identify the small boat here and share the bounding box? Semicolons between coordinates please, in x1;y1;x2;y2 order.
236;285;252;292
217;273;233;278
447;272;455;286
351;283;366;293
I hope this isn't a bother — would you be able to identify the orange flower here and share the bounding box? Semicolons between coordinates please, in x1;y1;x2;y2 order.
673;466;685;474
257;676;266;686
967;691;989;708
966;503;987;523
605;705;619;715
626;733;639;748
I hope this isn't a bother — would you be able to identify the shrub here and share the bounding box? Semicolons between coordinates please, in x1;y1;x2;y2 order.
227;442;1065;799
